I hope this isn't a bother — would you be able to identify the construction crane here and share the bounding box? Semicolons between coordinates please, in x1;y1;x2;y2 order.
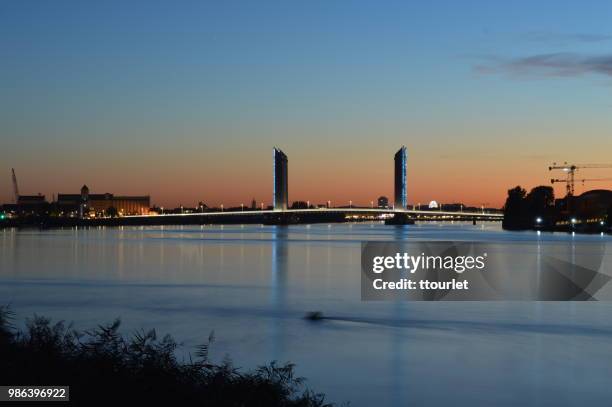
551;177;612;190
11;168;19;204
548;162;612;196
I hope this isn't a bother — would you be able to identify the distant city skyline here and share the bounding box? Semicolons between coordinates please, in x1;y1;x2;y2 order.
2;1;612;208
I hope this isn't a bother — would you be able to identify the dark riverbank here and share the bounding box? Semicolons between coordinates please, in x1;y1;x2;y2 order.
0;211;345;229
502;185;611;234
0;306;332;406
504;221;610;235
0;212;502;229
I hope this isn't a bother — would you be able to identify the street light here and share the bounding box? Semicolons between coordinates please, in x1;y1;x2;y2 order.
221;204;224;212
370;201;374;208
349;200;352;208
241;203;244;212
307;200;310;208
261;202;264;210
536;217;542;224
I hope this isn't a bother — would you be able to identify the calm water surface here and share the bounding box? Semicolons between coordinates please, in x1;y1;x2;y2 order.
2;222;612;406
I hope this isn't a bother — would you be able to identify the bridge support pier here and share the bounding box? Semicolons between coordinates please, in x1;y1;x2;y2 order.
263;212;299;225
385;212;415;225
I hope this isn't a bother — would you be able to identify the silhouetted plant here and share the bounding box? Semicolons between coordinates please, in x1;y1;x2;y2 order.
502;186;528;230
503;185;556;230
0;306;333;406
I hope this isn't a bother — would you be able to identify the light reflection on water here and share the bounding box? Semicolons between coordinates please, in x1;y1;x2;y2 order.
1;222;612;406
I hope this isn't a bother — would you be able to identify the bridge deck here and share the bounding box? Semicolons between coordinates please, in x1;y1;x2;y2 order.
126;208;503;219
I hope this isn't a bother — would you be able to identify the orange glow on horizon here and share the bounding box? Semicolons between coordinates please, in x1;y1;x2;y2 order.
4;143;611;210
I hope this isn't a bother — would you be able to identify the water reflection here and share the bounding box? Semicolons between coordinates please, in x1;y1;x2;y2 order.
390;226;410;404
271;226;289;304
392;225;409;241
1;224;612;406
270;226;289;358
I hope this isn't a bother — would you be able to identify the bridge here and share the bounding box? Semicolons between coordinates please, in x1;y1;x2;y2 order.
124;207;502;222
118;206;501;226
121;146;502;225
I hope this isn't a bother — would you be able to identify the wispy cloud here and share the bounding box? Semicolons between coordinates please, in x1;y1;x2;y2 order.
474;53;612;78
522;32;612;45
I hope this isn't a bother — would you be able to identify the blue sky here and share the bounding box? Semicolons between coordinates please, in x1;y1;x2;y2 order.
1;1;611;207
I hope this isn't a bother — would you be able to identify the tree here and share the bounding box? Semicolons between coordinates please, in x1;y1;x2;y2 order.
525;186;555;224
503;185;557;230
502;186;527;230
526;186;554;212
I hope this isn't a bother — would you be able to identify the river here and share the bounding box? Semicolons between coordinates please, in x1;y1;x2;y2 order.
1;222;612;406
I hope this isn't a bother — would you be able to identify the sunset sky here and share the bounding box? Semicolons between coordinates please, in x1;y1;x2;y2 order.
1;1;612;208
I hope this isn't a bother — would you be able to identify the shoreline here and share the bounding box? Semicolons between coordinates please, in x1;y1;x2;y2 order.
0;213;502;230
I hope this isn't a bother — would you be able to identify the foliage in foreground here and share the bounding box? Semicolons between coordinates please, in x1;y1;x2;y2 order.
0;306;332;407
